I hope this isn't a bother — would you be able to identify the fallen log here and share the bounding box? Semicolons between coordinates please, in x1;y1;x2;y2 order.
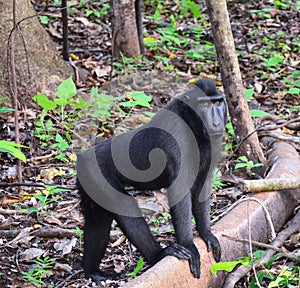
123;141;300;288
238;178;300;193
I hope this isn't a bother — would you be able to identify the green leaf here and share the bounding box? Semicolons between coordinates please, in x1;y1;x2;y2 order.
292;70;300;79
187;51;205;60
253;163;264;168
235;163;248;169
34;195;46;202
33;94;57;111
264;57;283;67
122;91;151;108
225;122;235;136
267;253;281;269
250;109;271;118
0;140;27;162
268;269;293;288
54;99;74;106
245;88;254;100
56;77;76;102
237;156;248;162
210;257;251;276
0;107;14;113
39;15;50;24
126;257;144;278
55;133;69;151
288;87;300;95
252;250;266;262
45;119;54;130
210;260;241;276
73;96;90;109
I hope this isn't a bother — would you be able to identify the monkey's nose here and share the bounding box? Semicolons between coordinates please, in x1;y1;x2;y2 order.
213;115;221;127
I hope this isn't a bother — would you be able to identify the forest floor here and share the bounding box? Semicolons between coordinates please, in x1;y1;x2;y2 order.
0;0;299;287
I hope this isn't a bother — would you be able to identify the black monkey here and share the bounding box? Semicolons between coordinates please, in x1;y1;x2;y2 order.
76;79;228;284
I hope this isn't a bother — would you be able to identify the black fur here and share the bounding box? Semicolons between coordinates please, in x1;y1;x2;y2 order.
76;79;227;283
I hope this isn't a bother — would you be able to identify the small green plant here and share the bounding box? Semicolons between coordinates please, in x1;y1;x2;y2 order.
120;91;152;109
88;87;151;135
86;3;110;19
212;170;225;191
253;265;300;288
127;257;144;278
0;97;14;113
78;0;88;8
73;227;84;241
235;156;264;175
263;56;284;70
179;0;202;19
22;256;55;287
245;88;255;101
88;87;122;120
33;77;89;159
259;56;284;80
0;140;27;162
19;185;71;217
0;98;27;162
39;15;50;25
224;122;235;151
274;0;291;10
153;3;163;21
211;255;252;275
212;250;299;288
283;71;300;95
250;8;273;19
113;53;145;75
150;212;174;234
244;88;271;118
211;250;266;275
154;55;175;70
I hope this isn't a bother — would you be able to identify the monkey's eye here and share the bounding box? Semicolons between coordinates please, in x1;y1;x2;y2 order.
214;101;222;106
202;102;211;107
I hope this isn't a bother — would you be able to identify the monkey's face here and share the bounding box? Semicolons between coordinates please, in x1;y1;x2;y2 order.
198;94;228;137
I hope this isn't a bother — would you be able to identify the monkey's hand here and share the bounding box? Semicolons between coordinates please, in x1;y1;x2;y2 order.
160;242;192;260
185;243;200;278
160;242;200;278
200;231;221;262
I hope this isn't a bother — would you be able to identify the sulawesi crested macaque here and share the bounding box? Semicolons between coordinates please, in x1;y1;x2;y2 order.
76;79;228;283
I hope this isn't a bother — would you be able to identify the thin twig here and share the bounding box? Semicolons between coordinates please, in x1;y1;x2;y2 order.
0;182;75;190
257;116;300;132
223;235;300;262
212;197;276;240
10;0;22;187
61;0;69;61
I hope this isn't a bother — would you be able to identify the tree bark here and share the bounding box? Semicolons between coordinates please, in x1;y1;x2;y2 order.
239;178;300;193
0;0;73;102
205;0;266;167
111;0;142;59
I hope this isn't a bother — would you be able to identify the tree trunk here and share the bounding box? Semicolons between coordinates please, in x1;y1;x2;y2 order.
111;0;142;59
205;0;266;168
0;0;73;102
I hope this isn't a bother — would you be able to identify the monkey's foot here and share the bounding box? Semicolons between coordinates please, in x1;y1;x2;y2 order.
88;271;125;284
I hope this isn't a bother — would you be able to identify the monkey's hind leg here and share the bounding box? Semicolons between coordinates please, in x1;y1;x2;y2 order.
81;201;122;284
